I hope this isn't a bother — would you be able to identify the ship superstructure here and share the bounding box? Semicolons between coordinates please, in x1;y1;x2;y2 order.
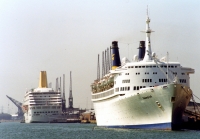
22;71;62;123
91;12;194;130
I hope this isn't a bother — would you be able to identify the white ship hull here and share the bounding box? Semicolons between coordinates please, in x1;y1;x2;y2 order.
93;84;192;130
23;106;62;123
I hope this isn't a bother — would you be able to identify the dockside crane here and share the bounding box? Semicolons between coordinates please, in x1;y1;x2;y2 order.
68;71;73;109
6;95;23;117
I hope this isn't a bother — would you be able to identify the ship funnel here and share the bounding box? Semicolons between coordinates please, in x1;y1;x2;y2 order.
138;41;145;61
111;41;121;70
39;71;48;88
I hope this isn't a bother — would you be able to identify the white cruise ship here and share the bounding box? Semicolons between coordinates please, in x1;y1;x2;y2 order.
22;71;62;123
91;13;194;130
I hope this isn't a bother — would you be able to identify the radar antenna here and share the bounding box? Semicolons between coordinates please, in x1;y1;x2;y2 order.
142;6;154;62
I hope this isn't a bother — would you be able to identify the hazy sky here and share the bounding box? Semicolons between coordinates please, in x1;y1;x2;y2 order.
0;0;200;114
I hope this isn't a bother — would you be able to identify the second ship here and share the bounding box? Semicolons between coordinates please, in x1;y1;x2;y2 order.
22;71;62;123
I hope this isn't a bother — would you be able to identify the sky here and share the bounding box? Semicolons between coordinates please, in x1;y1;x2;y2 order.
0;0;200;114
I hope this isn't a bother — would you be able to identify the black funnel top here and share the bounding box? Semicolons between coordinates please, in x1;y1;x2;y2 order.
138;41;145;61
111;41;121;70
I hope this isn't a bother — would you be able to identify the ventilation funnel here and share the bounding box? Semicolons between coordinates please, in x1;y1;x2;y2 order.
39;71;48;88
111;41;121;70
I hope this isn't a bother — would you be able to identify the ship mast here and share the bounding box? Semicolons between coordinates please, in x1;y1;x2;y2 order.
143;7;154;61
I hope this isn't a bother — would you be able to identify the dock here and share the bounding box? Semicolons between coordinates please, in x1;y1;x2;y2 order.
181;101;200;130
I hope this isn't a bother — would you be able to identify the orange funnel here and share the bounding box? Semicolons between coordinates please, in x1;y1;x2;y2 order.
39;71;48;88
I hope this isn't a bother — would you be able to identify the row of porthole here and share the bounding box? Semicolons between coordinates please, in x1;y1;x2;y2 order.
126;65;178;68
34;111;59;114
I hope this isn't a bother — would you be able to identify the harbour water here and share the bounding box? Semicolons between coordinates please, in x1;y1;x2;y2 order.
0;122;200;139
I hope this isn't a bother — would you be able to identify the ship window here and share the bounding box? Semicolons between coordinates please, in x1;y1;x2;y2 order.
139;66;141;68
149;66;152;68
153;66;156;68
140;86;142;89
161;65;163;68
142;79;144;82
128;66;130;68
135;66;138;68
133;86;136;90
137;86;139;90
127;87;130;90
175;66;177;68
182;73;185;75
146;66;149;68
179;79;186;83
164;66;167;68
131;66;134;68
143;86;146;88
171;97;176;102
142;66;145;68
